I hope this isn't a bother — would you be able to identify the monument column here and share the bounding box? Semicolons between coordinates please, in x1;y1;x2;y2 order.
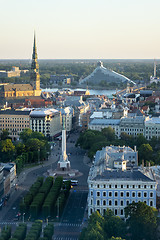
57;115;70;171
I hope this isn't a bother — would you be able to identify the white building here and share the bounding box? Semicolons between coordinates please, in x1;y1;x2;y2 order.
30;109;62;138
88;146;157;218
145;117;160;140
88;119;120;137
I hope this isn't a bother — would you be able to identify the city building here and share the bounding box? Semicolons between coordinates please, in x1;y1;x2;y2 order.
0;166;4;199
88;118;120;137
144;117;160;140
1;163;16;188
0;109;31;140
0;66;29;78
119;116;146;138
30;109;62;139
50;74;74;85
88;146;157;218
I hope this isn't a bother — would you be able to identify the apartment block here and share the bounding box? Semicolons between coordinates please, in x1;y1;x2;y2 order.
0;109;30;140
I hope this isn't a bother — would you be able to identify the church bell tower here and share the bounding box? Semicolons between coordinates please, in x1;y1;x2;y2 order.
30;32;41;96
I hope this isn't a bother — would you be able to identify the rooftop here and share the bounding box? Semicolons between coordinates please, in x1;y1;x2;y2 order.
89;118;120;125
93;169;155;182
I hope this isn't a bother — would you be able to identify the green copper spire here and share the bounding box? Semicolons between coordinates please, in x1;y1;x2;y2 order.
30;32;40;90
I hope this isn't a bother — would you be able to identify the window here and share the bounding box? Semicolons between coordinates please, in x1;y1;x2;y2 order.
115;192;118;197
127;185;129;188
91;191;93;196
151;185;153;189
126;200;130;205
103;184;106;188
109;184;111;188
115;184;117;188
121;185;123;188
132;192;135;197
133;185;135;188
97;209;100;213
97;191;100;197
97;200;100;206
150;192;153;198
120;192;124;197
138;185;141;188
115;200;118;206
150;201;153;207
144;192;147;198
103;200;106;206
103;191;106;197
138;192;141;198
103;209;106;215
121;200;123;206
115;209;117;215
120;209;124;215
90;199;93;205
109;200;112;206
90;209;93;215
109;192;112;197
144;185;146;189
97;184;99;188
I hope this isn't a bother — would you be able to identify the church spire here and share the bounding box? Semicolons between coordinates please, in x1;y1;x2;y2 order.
30;32;40;91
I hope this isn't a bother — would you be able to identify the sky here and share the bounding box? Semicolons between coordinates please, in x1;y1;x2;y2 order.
0;0;160;59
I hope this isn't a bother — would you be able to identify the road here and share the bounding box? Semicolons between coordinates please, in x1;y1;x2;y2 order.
0;131;91;239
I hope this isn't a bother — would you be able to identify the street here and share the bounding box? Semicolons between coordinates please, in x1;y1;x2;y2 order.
0;131;90;239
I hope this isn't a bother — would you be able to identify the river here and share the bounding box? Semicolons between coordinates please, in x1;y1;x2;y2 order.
42;88;117;97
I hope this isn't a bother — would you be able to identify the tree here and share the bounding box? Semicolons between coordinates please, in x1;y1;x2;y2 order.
136;134;147;148
0;139;15;162
138;143;153;165
103;209;126;239
125;202;158;240
0;129;10;140
20;128;32;143
15;142;26;156
102;127;116;141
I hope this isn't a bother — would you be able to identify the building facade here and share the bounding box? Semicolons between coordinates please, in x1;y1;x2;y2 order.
88;146;157;218
0;166;4;199
0;109;30;140
30;109;62;138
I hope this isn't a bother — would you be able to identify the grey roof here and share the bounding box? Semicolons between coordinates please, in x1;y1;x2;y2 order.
0;110;31;115
140;90;153;95
93;169;154;182
89;118;120;125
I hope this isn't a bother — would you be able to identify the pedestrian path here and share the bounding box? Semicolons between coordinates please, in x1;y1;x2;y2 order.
59;223;81;227
53;238;78;240
0;222;19;225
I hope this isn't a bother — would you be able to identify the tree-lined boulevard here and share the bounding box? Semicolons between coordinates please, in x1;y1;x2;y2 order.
0;131;90;239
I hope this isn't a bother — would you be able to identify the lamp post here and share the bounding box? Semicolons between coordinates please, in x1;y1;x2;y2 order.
38;148;40;164
57;197;61;221
23;213;25;223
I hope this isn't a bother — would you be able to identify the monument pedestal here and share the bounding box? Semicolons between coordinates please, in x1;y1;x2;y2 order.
57;160;70;171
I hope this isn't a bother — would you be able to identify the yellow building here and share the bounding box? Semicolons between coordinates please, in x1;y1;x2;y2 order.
0;109;30;140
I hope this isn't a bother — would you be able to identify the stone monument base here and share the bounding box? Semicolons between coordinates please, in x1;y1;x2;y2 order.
57;161;70;171
47;168;82;178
